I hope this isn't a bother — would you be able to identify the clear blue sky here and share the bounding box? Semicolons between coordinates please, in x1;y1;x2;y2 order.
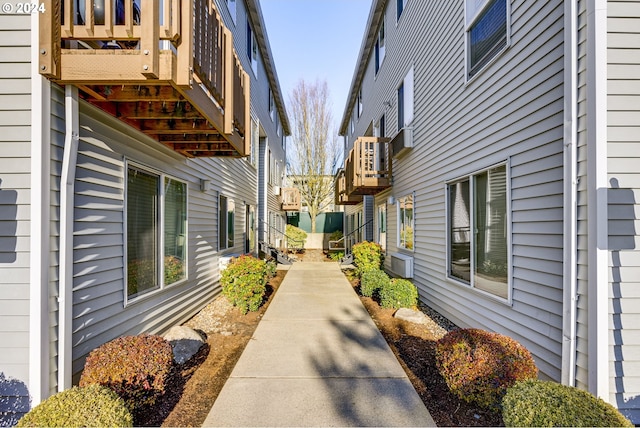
260;0;372;132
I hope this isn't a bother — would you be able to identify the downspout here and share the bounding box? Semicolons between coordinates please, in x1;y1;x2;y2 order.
561;0;579;387
586;0;609;400
58;86;80;391
29;12;51;404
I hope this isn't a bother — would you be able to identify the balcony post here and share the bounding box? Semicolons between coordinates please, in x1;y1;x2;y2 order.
176;0;193;87
39;0;60;78
140;0;159;78
223;27;234;134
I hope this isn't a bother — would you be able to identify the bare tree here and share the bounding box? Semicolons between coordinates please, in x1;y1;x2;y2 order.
287;79;340;233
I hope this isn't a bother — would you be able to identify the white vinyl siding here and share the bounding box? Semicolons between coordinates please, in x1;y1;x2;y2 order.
0;14;33;423
606;0;640;423
345;0;565;381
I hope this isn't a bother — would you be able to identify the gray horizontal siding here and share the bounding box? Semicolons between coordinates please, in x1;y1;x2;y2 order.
608;0;640;423
346;0;566;381
69;102;260;379
0;13;31;425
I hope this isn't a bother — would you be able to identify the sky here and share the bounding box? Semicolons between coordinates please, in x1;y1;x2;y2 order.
260;0;372;133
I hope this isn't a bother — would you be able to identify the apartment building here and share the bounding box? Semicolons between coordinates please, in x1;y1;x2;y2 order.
338;0;640;422
0;0;289;422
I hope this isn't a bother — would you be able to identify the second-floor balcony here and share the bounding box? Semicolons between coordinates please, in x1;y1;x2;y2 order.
39;0;250;157
334;169;363;205
281;187;301;211
344;137;392;196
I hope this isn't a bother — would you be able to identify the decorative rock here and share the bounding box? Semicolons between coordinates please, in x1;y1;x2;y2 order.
394;307;431;325
164;326;205;364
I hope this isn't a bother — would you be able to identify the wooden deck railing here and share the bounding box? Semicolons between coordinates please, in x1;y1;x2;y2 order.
344;137;392;196
334;169;363;205
281;188;301;211
39;0;250;157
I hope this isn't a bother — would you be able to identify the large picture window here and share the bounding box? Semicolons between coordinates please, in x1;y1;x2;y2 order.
448;163;508;300
466;0;508;79
398;194;414;250
126;166;187;300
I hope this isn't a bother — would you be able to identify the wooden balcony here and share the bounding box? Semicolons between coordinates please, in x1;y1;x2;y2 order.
334;169;363;205
281;187;301;211
345;137;392;196
39;0;250;157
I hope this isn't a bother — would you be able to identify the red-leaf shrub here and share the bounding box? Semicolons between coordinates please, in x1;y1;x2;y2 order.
435;328;538;408
79;334;174;412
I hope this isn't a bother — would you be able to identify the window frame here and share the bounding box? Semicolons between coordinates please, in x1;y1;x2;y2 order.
219;194;235;251
465;0;510;81
247;20;258;76
445;161;511;303
125;162;188;304
397;193;414;252
375;20;385;74
397;0;407;21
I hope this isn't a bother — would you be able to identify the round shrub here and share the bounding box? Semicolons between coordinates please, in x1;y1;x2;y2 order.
79;334;174;412
435;328;538;408
379;278;418;309
360;269;390;298
352;241;384;276
221;254;270;314
502;379;633;427
285;224;307;250
16;384;133;427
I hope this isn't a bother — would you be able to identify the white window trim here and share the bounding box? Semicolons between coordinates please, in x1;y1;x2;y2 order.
396;193;415;252
445;160;512;304
124;161;188;305
464;0;511;83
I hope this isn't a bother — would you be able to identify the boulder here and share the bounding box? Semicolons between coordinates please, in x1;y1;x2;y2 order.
164;326;205;364
394;307;430;325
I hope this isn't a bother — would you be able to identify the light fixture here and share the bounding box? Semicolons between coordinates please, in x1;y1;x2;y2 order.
200;179;210;192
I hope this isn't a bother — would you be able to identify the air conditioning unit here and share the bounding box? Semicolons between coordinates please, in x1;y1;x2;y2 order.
391;126;414;159
389;252;414;278
273;186;281;196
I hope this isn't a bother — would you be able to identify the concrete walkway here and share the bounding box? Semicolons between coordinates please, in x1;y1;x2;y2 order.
203;262;436;427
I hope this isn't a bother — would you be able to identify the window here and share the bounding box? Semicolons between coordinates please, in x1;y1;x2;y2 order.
225;0;236;24
397;0;407;21
447;163;508;299
247;21;258;75
219;195;235;250
126;166;186;300
269;88;275;121
375;20;385;74
466;0;508;79
375;114;386;138
377;203;386;250
397;66;414;131
250;118;259;168
357;89;363;118
398;194;414;250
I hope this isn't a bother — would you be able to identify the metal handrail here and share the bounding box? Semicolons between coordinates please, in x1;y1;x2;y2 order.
259;220;304;253
341;219;374;255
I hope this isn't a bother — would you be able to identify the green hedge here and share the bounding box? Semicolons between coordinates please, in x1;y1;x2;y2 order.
17;385;132;427
360;269;390;298
379;278;418;309
221;254;270;314
351;241;383;276
502;379;633;427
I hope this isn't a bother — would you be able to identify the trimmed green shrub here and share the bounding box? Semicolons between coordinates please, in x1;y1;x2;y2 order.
360;269;391;298
286;224;307;250
502;379;633;427
435;328;538;409
351;241;384;276
221;254;269;314
16;384;133;427
79;334;174;412
378;278;418;309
